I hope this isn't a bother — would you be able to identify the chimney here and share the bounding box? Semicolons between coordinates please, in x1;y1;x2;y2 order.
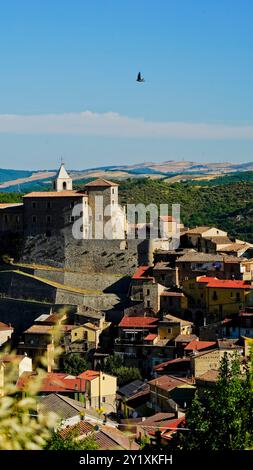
47;342;55;373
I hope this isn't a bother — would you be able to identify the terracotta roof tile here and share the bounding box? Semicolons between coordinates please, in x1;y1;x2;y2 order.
132;266;154;280
78;370;99;381
197;276;253;289
184;340;216;351
23;190;86;198
148;375;193;391
84;178;118;187
119;317;158;328
144;333;157;341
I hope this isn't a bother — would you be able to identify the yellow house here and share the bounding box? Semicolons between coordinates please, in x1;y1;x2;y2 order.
158;314;193;342
71;320;111;349
183;276;253;318
78;370;117;414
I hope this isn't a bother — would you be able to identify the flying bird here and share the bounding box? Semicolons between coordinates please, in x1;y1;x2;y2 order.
136;72;145;82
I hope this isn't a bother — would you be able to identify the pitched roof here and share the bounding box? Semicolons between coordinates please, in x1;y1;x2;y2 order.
38;393;85;420
23;190;85;198
84;178;118;187
24;324;74;334
0;203;23;209
16;372;85;392
118;316;158;328
139;412;176;430
162;313;192;326
148;375;193;391
205;236;231;244
95;425;139;450
154;357;191;371
59;420;94;439
59;421;139;450
160;291;184;297
174;334;198;343
132;266;154;280
144;333;157;341
117;380;149;399
197;369;219;383
184;340;216;351
55;164;71;180
176;252;223;263
185;226;211;235
197;276;253;289
78;370;100;381
0;321;13;330
218;243;250;252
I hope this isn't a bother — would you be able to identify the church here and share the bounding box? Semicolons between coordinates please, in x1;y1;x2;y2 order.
0;163;119;239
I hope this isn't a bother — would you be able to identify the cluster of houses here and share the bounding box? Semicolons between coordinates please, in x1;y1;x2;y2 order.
0;167;253;448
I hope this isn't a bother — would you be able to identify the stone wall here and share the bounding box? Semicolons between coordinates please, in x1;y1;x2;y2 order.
0;271;57;303
0;271;121;311
21;230;153;275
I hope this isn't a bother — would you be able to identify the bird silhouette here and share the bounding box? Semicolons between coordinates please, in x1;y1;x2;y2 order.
136;72;145;82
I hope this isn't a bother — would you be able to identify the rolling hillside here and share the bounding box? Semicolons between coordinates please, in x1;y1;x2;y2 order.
2;159;253;192
1;170;253;243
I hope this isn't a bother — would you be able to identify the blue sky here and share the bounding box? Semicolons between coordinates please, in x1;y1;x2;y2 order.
0;0;253;169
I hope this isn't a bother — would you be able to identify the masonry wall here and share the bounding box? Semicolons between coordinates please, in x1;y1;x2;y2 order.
0;271;57;303
21;228;153;274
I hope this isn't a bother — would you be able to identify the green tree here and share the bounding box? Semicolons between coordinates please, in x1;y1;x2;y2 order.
172;353;253;450
63;354;89;376
104;355;142;386
45;431;99;450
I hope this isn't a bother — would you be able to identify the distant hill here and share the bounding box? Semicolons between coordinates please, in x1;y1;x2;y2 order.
1;176;253;243
0;168;32;184
1;160;253;192
119;178;253;243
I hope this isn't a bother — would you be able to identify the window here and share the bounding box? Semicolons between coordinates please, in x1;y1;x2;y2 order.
46;215;51;223
236;292;240;301
212;291;218;301
167;328;171;333
63;182;67;190
70;201;75;209
102;397;106;403
112;188;115;194
147;300;150;308
4;215;8;223
146;289;150;296
32;215;37;223
32;202;36;209
47;201;52;209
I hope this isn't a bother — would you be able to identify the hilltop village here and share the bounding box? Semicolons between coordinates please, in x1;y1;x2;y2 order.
0;163;253;449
